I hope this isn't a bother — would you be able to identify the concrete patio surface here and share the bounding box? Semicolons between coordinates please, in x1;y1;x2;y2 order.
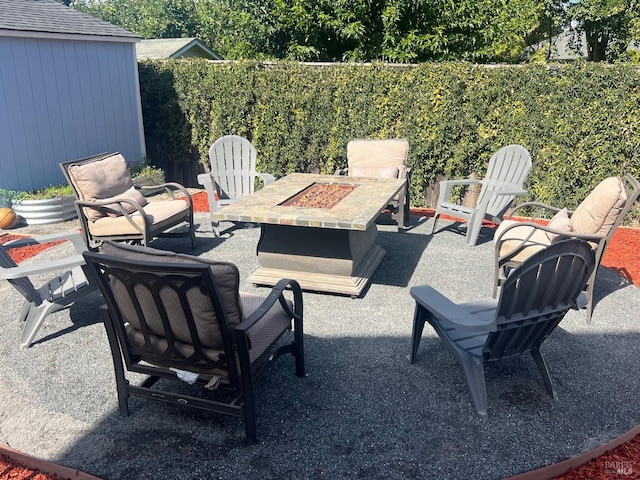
1;211;639;480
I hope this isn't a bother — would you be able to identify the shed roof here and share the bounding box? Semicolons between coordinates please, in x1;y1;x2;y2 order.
0;0;139;41
136;37;222;60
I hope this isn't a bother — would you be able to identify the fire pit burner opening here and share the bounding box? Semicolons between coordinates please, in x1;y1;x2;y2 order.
279;182;358;209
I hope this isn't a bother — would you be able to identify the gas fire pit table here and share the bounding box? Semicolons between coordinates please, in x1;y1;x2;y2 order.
212;172;407;296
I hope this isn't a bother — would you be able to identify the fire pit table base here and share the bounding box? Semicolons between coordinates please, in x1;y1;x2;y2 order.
248;223;385;296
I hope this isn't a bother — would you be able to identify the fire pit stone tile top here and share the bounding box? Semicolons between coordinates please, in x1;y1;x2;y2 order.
212;173;406;231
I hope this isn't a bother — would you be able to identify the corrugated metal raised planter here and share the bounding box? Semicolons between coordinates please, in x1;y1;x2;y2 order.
12;195;77;225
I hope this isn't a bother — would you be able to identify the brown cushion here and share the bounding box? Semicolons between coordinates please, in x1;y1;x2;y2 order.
546;207;573;241
495;219;550;262
101;186;148;218
101;241;243;349
347;139;409;170
67;153;147;222
126;326;228;376
571;177;626;236
239;292;294;363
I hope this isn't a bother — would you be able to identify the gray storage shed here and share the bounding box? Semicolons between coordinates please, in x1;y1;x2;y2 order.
0;0;145;192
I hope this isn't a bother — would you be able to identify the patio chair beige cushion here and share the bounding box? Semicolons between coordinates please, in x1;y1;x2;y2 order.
347;138;409;171
67;153;147;222
570;177;626;235
88;200;187;237
546;207;573;241
350;165;399;178
495;176;627;262
494;220;549;262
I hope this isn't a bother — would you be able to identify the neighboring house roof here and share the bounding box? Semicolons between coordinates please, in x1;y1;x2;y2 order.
525;30;640;61
0;0;139;41
136;37;222;60
525;31;587;61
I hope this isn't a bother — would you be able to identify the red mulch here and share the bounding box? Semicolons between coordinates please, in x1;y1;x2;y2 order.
0;454;66;480
550;434;640;479
0;236;64;264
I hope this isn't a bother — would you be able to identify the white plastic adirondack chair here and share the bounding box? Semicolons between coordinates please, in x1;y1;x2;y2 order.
0;231;96;347
430;144;532;246
197;135;275;235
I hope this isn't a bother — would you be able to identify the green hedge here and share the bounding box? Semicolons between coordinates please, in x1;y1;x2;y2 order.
138;60;640;219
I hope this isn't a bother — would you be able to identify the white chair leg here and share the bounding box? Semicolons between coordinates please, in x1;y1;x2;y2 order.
20;301;64;348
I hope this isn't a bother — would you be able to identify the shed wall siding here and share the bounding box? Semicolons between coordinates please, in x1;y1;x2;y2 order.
0;36;144;191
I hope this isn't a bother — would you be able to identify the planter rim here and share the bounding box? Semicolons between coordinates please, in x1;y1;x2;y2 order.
0;444;103;480
12;194;75;204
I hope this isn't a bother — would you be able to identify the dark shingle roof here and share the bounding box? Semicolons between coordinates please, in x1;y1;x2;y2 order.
0;0;139;40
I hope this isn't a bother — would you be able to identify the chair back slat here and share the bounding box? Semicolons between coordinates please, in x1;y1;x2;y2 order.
479;144;532;217
486;240;595;361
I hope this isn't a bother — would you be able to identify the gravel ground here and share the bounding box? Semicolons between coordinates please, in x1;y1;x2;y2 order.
1;210;639;480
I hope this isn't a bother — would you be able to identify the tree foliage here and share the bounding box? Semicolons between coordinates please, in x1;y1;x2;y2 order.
566;0;639;61
73;0;550;63
71;0;640;62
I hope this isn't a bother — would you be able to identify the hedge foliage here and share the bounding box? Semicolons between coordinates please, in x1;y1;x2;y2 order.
138;60;640;217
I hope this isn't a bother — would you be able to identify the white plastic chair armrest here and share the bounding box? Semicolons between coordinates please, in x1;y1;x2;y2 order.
439;178;481;202
0;255;86;280
257;173;276;185
488;187;528;198
3;231;87;255
197;172;221;213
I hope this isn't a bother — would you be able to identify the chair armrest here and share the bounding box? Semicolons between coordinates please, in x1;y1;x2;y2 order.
334;168;348;176
257;173;276;186
486;187;528;198
496;220;604;244
1;231;88;279
76;197;148;218
410;285;495;332
507;202;569;219
0;255;86;280
440;178;481;187
438;178;481;204
2;230;86;253
138;182;193;206
235;278;303;333
197;173;221;213
495;220;605;266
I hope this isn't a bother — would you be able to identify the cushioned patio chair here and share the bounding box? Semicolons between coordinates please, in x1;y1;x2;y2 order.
335;138;411;229
430;144;532;246
494;174;640;323
0;231;96;347
197;135;275;235
410;239;595;418
83;241;305;444
60;153;195;250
